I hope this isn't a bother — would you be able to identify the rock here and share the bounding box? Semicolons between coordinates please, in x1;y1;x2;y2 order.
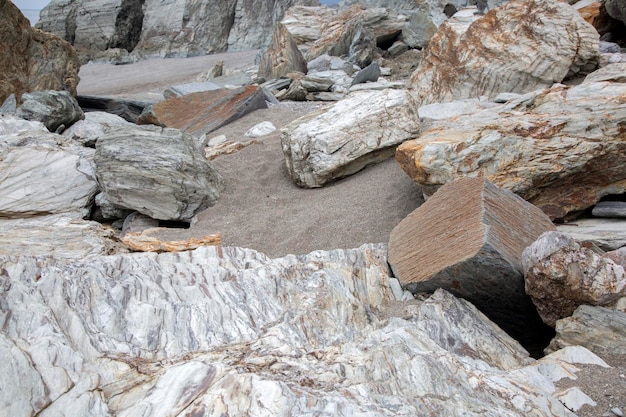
522;231;626;326
244;121;277;137
302;69;355;91
605;0;626;25
557;218;626;251
0;94;17;113
401;5;442;49
350;61;381;85
606;247;626;268
547;305;626;355
397;82;626;220
347;25;378;68
281;6;338;52
63;111;134;147
120;211;160;237
207;60;224;79
0;0;80;104
387;40;409;56
408;0;599;107
258;23;308;80
275;78;309;100
306;91;347;101
307;54;357;74
348;79;406;92
599;41;622;53
164;73;253;98
77;95;155;123
554;387;597;412
300;74;335;92
592;201;626;218
121;228;221;252
575;0;615;37
417;96;500;121
94;124;225;221
388;177;556;339
94;191;133;220
138;86;268;138
600;52;626;67
16;90;84;133
205;138;260;160
0;127;98;219
281;89;420;188
584;62;626;83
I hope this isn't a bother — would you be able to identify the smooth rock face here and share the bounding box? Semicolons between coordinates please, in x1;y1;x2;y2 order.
16;90;84;133
0;0;80;104
388;177;556;338
138;86;268;138
584;62;626;83
281;89;420;188
258;23;308;80
0;244;588;416
396;82;626;220
409;0;599;107
522;231;626;326
94;124;225;221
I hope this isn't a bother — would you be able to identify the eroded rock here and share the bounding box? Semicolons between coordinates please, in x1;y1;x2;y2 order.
258;23;308;80
16;90;84;133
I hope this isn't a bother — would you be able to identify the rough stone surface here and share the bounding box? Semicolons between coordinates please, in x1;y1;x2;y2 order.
557;218;626;251
121;228;221;252
138;86;268;138
389;177;556;339
409;0;599;107
16;90;84;133
351;61;381;85
397;82;626;220
258;23;308;80
584;62;626;83
244;121;276;137
281;89;420;188
604;0;626;26
592;201;626;218
94;124;225;221
63;111;134;147
77;95;154;123
164;73;253;98
522;231;626;326
281;5;338;52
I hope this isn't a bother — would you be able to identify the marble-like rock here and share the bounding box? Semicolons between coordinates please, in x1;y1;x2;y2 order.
138;86;268;138
401;7;441;49
388;177;556;338
16;90;84;133
63;111;133;147
522;231;626;326
281;5;338;51
281;89;420;188
408;0;599;107
557;218;626;251
0;126;98;219
0;243;593;416
258;23;308;80
547;304;626;355
94;124;225;221
417;96;501;121
396;82;626;220
0;0;80;104
584;62;626;83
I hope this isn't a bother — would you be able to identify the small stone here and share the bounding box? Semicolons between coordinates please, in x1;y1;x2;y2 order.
244;121;276;138
612;407;624;417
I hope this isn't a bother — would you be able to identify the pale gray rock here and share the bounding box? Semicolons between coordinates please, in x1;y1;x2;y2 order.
281;6;338;52
258;23;308;80
348;79;406;91
592;201;626;218
599;41;621;54
244;121;277;137
387;40;409;56
120;211;160;238
306;91;347;101
417;96;501;121
281;89;420;187
347;25;378;68
554;387;597;412
599;52;626;67
95;124;224;221
401;6;443;49
307;54;357;74
300;74;335;92
16;90;84;133
557;218;626;251
63;111;133;147
94;191;133;220
164;73;253;98
303;69;355;91
584;62;626;83
77;95;155;123
350;61;381;85
0;94;17;113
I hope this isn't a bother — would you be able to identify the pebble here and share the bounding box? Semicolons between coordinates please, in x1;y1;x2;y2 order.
612;407;623;417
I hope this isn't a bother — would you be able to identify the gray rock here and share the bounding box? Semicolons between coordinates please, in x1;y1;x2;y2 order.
600;41;621;54
77;95;155;123
351;61;381;85
592;201;626;218
95;124;224;221
605;0;626;26
16;90;84;133
164;73;253;98
0;94;17;114
387;40;409;56
258;23;308;80
63;111;133;147
281;6;338;51
584;62;626;83
300;74;335;92
307;53;357;75
401;8;441;49
347;25;378;68
120;211;160;238
94;191;133;220
417;96;500;121
557;218;626;251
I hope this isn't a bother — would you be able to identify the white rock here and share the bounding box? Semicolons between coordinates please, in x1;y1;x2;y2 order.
244;121;277;138
554;387;597;411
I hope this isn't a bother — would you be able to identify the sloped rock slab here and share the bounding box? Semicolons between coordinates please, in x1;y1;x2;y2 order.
557;218;626;251
16;90;84;133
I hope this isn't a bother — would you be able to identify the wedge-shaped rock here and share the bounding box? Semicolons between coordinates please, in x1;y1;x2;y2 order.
408;0;599;107
397;82;626;220
16;90;84;133
522;231;626;326
258;23;308;80
388;177;556;338
138;86;267;137
95;124;224;221
281;89;420;188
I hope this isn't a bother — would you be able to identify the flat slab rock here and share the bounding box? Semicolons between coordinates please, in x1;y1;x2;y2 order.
557;218;626;251
388;177;555;338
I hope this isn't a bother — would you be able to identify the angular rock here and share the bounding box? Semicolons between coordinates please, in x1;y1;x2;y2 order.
417;96;500;121
409;0;599;107
16;90;84;133
347;24;378;68
401;5;443;49
397;82;626;220
95;124;225;221
605;0;626;25
77;95;155;123
592;201;626;218
121;228;221;252
557;218;626;251
63;111;134;147
281;89;420;188
389;177;556;339
281;5;338;51
275;78;308;101
307;54;357;74
259;23;308;80
522;231;626;326
351;61;381;85
244;121;276;137
575;0;615;37
300;74;335;92
584;62;626;83
164;73;253;98
138;86;268;137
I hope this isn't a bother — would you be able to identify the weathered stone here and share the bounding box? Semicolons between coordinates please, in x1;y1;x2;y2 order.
401;6;442;49
281;89;420;188
575;0;615;36
389;177;556;338
0;94;17;113
348;79;406;92
584;62;626;83
522;231;626;326
164;73;253;99
592;201;626;218
63;111;133;147
351;61;381;85
397;82;626;220
300;74;335;92
347;25;378;68
138;86;268;137
600;41;621;53
0;0;80;104
606;247;626;268
16;90;84;133
258;23;308;80
307;54;357;74
94;191;133;220
95;124;225;221
302;69;355;91
281;5;339;52
77;95;155;123
417;96;501;121
306;91;347;101
120;211;160;237
605;0;626;26
121;228;221;252
244;121;276;137
387;40;409;56
557;218;626;251
409;0;599;107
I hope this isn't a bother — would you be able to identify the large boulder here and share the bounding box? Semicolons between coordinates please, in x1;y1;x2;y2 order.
396;82;626;220
408;0;599;107
388;177;556;339
281;5;339;52
522;231;626;326
94;124;224;221
0;0;80;104
16;90;84;133
281;89;420;188
258;23;308;80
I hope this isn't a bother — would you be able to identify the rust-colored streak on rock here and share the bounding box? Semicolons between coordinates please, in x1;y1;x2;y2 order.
122;228;221;252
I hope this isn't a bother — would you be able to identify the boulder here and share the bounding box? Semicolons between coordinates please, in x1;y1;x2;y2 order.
522;231;626;326
281;89;420;188
0;0;80;104
347;24;378;68
604;0;626;26
408;0;599;107
401;7;441;49
77;95;155;123
592;201;626;218
16;90;84;133
164;73;253;98
121;228;221;252
557;218;626;251
63;111;134;147
138;86;268;138
258;23;308;80
396;82;626;220
584;62;626;83
351;61;381;85
94;124;225;221
244;121;277;137
280;5;338;52
307;54;357;74
388;177;556;339
574;0;615;36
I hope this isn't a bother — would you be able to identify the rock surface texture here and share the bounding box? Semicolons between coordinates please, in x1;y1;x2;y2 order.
16;90;84;133
388;177;556;338
409;0;599;107
258;23;308;80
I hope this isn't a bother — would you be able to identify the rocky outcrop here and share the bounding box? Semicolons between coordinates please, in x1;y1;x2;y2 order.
94;124;224;221
0;0;80;104
16;90;84;133
408;0;599;107
396;82;626;220
258;23;308;80
388;177;556;338
281;5;338;52
522;231;626;326
281;89;420;188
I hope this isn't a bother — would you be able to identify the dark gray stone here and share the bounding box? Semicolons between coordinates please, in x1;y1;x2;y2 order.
17;90;84;132
77;95;155;123
592;201;626;218
351;62;381;86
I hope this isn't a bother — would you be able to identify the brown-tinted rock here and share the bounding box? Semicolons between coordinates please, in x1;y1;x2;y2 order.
0;0;80;105
137;86;268;137
575;0;615;36
258;23;308;80
121;228;221;252
388;177;556;338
